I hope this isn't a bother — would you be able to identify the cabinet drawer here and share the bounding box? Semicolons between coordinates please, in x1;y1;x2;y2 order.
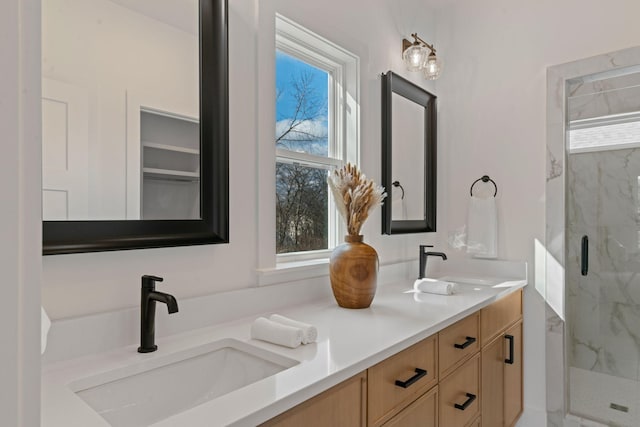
480;290;522;346
382;385;438;427
368;335;438;426
439;353;480;427
261;371;367;427
439;312;480;378
470;416;481;427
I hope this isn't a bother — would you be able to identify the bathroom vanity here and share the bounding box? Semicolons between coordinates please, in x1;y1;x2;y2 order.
41;261;526;426
262;290;522;427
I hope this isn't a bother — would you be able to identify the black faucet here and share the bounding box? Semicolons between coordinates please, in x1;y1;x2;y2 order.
419;245;447;279
138;275;179;353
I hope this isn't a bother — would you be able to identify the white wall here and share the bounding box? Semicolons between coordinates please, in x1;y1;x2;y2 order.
255;0;439;274
42;0;439;318
434;0;640;418
0;0;42;424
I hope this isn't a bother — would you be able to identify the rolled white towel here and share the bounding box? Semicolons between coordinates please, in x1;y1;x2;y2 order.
414;278;457;295
269;314;318;344
251;317;303;348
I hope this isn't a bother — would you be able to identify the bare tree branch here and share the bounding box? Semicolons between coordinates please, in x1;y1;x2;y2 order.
276;70;327;149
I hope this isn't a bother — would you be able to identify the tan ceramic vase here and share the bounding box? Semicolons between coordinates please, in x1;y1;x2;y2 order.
329;235;379;309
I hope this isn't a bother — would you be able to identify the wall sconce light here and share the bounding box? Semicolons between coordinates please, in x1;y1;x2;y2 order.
402;33;443;80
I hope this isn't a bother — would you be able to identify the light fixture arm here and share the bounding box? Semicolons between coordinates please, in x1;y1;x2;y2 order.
402;33;436;55
412;33;436;55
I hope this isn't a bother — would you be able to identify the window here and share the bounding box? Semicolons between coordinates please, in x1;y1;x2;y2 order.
276;52;333;254
274;15;359;263
569;111;640;153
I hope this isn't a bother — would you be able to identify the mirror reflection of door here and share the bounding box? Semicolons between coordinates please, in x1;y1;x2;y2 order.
391;92;425;221
42;79;89;220
41;0;200;221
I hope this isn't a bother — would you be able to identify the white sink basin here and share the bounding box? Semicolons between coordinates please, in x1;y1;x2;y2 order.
69;338;298;427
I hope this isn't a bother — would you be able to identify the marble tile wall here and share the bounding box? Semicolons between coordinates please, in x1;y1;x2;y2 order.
568;70;640;121
567;147;640;381
569;72;640;98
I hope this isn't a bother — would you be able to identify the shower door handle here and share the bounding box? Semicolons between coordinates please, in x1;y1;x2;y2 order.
581;235;588;276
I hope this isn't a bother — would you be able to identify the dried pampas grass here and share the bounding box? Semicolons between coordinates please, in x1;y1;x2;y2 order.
328;163;387;236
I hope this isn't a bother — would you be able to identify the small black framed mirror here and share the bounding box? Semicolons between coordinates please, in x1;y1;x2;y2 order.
381;71;436;234
42;0;229;254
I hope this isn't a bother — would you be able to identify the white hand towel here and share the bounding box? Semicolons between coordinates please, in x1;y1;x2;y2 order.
251;317;303;348
41;306;51;355
414;278;457;295
466;196;498;258
269;314;318;344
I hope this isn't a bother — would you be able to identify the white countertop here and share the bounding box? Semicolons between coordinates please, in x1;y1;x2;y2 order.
42;273;526;427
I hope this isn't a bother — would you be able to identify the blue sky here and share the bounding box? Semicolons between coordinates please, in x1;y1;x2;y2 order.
275;50;328;155
275;50;328;119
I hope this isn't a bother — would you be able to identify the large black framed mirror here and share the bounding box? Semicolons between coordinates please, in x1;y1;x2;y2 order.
381;71;436;234
42;0;229;255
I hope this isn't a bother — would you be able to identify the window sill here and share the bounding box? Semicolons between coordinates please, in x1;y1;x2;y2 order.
257;257;330;287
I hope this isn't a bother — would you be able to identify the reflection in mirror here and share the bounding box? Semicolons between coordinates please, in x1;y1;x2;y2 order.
42;0;229;254
391;92;425;221
42;0;199;220
381;71;436;234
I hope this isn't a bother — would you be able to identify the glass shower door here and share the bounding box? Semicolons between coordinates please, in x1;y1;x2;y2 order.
566;70;640;426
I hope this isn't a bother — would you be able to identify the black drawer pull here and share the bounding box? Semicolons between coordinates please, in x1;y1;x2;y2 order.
394;368;427;388
505;334;515;364
454;393;477;410
454;336;476;349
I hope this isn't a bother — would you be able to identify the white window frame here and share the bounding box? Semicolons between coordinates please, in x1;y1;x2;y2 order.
268;14;360;272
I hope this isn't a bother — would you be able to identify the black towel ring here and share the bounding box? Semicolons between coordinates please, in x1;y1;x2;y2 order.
392;181;405;199
470;175;497;197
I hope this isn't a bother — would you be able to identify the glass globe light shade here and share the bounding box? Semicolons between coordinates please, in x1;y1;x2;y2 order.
423;53;443;80
403;43;428;72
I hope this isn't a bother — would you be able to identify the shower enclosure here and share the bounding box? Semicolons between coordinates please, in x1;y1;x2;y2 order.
566;69;640;426
545;48;640;427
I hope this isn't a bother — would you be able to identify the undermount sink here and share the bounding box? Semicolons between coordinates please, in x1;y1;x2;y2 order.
69;338;298;427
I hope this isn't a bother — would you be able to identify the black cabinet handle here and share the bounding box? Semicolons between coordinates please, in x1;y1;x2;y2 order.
505;334;515;365
454;336;477;349
581;235;588;276
394;368;427;388
454;393;477;410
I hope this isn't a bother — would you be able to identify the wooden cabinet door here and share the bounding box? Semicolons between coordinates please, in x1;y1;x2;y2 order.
481;320;523;427
481;333;504;427
382;386;438;427
261;371;367;427
504;321;523;427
